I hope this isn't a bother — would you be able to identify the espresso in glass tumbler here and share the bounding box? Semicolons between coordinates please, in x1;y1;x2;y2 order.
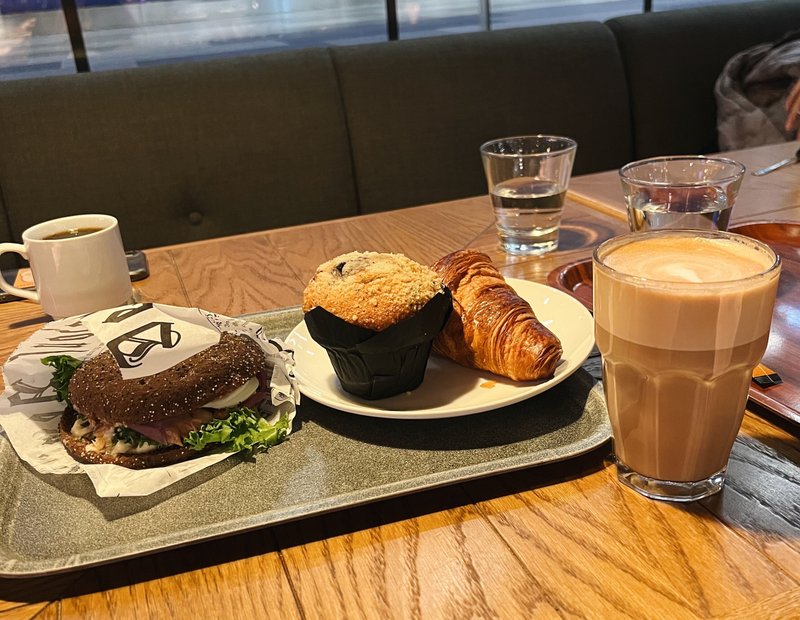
620;156;745;232
481;135;577;255
593;230;780;501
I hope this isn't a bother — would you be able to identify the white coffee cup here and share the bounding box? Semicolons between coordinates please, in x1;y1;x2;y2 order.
0;214;133;318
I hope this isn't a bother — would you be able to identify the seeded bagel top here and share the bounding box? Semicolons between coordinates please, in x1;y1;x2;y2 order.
68;332;267;425
302;251;443;331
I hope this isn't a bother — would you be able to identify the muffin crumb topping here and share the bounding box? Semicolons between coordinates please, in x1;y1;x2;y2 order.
303;251;443;331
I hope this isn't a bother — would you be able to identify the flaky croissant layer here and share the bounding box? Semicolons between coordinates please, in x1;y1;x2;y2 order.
431;250;563;381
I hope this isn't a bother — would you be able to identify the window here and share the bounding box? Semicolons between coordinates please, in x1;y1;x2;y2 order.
0;1;74;79
0;0;756;79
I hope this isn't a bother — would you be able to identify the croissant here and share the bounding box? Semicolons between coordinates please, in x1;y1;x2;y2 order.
431;250;562;381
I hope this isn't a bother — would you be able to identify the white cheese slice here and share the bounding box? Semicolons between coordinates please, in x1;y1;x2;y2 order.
203;376;259;409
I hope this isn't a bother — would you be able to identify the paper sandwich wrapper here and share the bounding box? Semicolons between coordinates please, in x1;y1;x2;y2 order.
0;303;299;497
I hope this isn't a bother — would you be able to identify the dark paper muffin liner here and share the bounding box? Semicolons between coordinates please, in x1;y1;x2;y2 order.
304;288;453;400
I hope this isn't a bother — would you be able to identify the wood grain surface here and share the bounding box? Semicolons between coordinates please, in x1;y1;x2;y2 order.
0;154;798;619
472;470;794;619
568;142;800;224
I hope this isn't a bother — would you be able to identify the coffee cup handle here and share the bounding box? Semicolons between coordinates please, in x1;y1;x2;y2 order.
0;243;39;302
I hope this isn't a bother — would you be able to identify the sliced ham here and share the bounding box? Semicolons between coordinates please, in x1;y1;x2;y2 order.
128;410;215;446
113;371;272;446
242;390;269;409
241;370;272;409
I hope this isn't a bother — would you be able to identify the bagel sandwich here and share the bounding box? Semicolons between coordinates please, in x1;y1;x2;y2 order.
43;332;290;469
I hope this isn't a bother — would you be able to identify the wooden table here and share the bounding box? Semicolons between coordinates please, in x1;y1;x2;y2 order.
569;142;800;224
1;161;799;619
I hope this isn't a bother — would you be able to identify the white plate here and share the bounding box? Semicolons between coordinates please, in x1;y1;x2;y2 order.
286;278;595;419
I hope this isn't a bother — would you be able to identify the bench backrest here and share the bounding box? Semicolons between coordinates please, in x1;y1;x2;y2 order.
0;49;358;252
332;22;634;213
607;0;800;159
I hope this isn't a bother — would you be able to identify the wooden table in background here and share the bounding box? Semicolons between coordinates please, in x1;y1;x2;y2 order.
568;142;800;224
0;161;798;619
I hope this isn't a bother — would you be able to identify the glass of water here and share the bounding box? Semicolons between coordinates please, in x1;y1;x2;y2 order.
620;156;745;232
480;135;577;255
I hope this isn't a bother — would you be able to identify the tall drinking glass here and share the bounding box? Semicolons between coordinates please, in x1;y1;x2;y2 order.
620;156;745;232
481;135;577;255
593;230;780;501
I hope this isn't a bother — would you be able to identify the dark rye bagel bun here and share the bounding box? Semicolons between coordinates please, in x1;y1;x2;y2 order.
68;332;268;425
58;409;203;469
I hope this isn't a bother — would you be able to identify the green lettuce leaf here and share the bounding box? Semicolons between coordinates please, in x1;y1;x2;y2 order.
183;407;291;455
41;355;83;404
113;425;162;448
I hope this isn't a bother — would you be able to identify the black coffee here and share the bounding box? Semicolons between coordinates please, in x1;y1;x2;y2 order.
43;227;103;240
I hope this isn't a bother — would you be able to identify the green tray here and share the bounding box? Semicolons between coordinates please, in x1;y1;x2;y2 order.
0;307;610;576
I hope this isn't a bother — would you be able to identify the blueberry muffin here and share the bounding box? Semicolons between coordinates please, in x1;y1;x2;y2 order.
302;251;452;400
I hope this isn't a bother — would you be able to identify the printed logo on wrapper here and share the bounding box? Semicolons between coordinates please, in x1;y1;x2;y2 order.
0;303;300;497
82;303;221;379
